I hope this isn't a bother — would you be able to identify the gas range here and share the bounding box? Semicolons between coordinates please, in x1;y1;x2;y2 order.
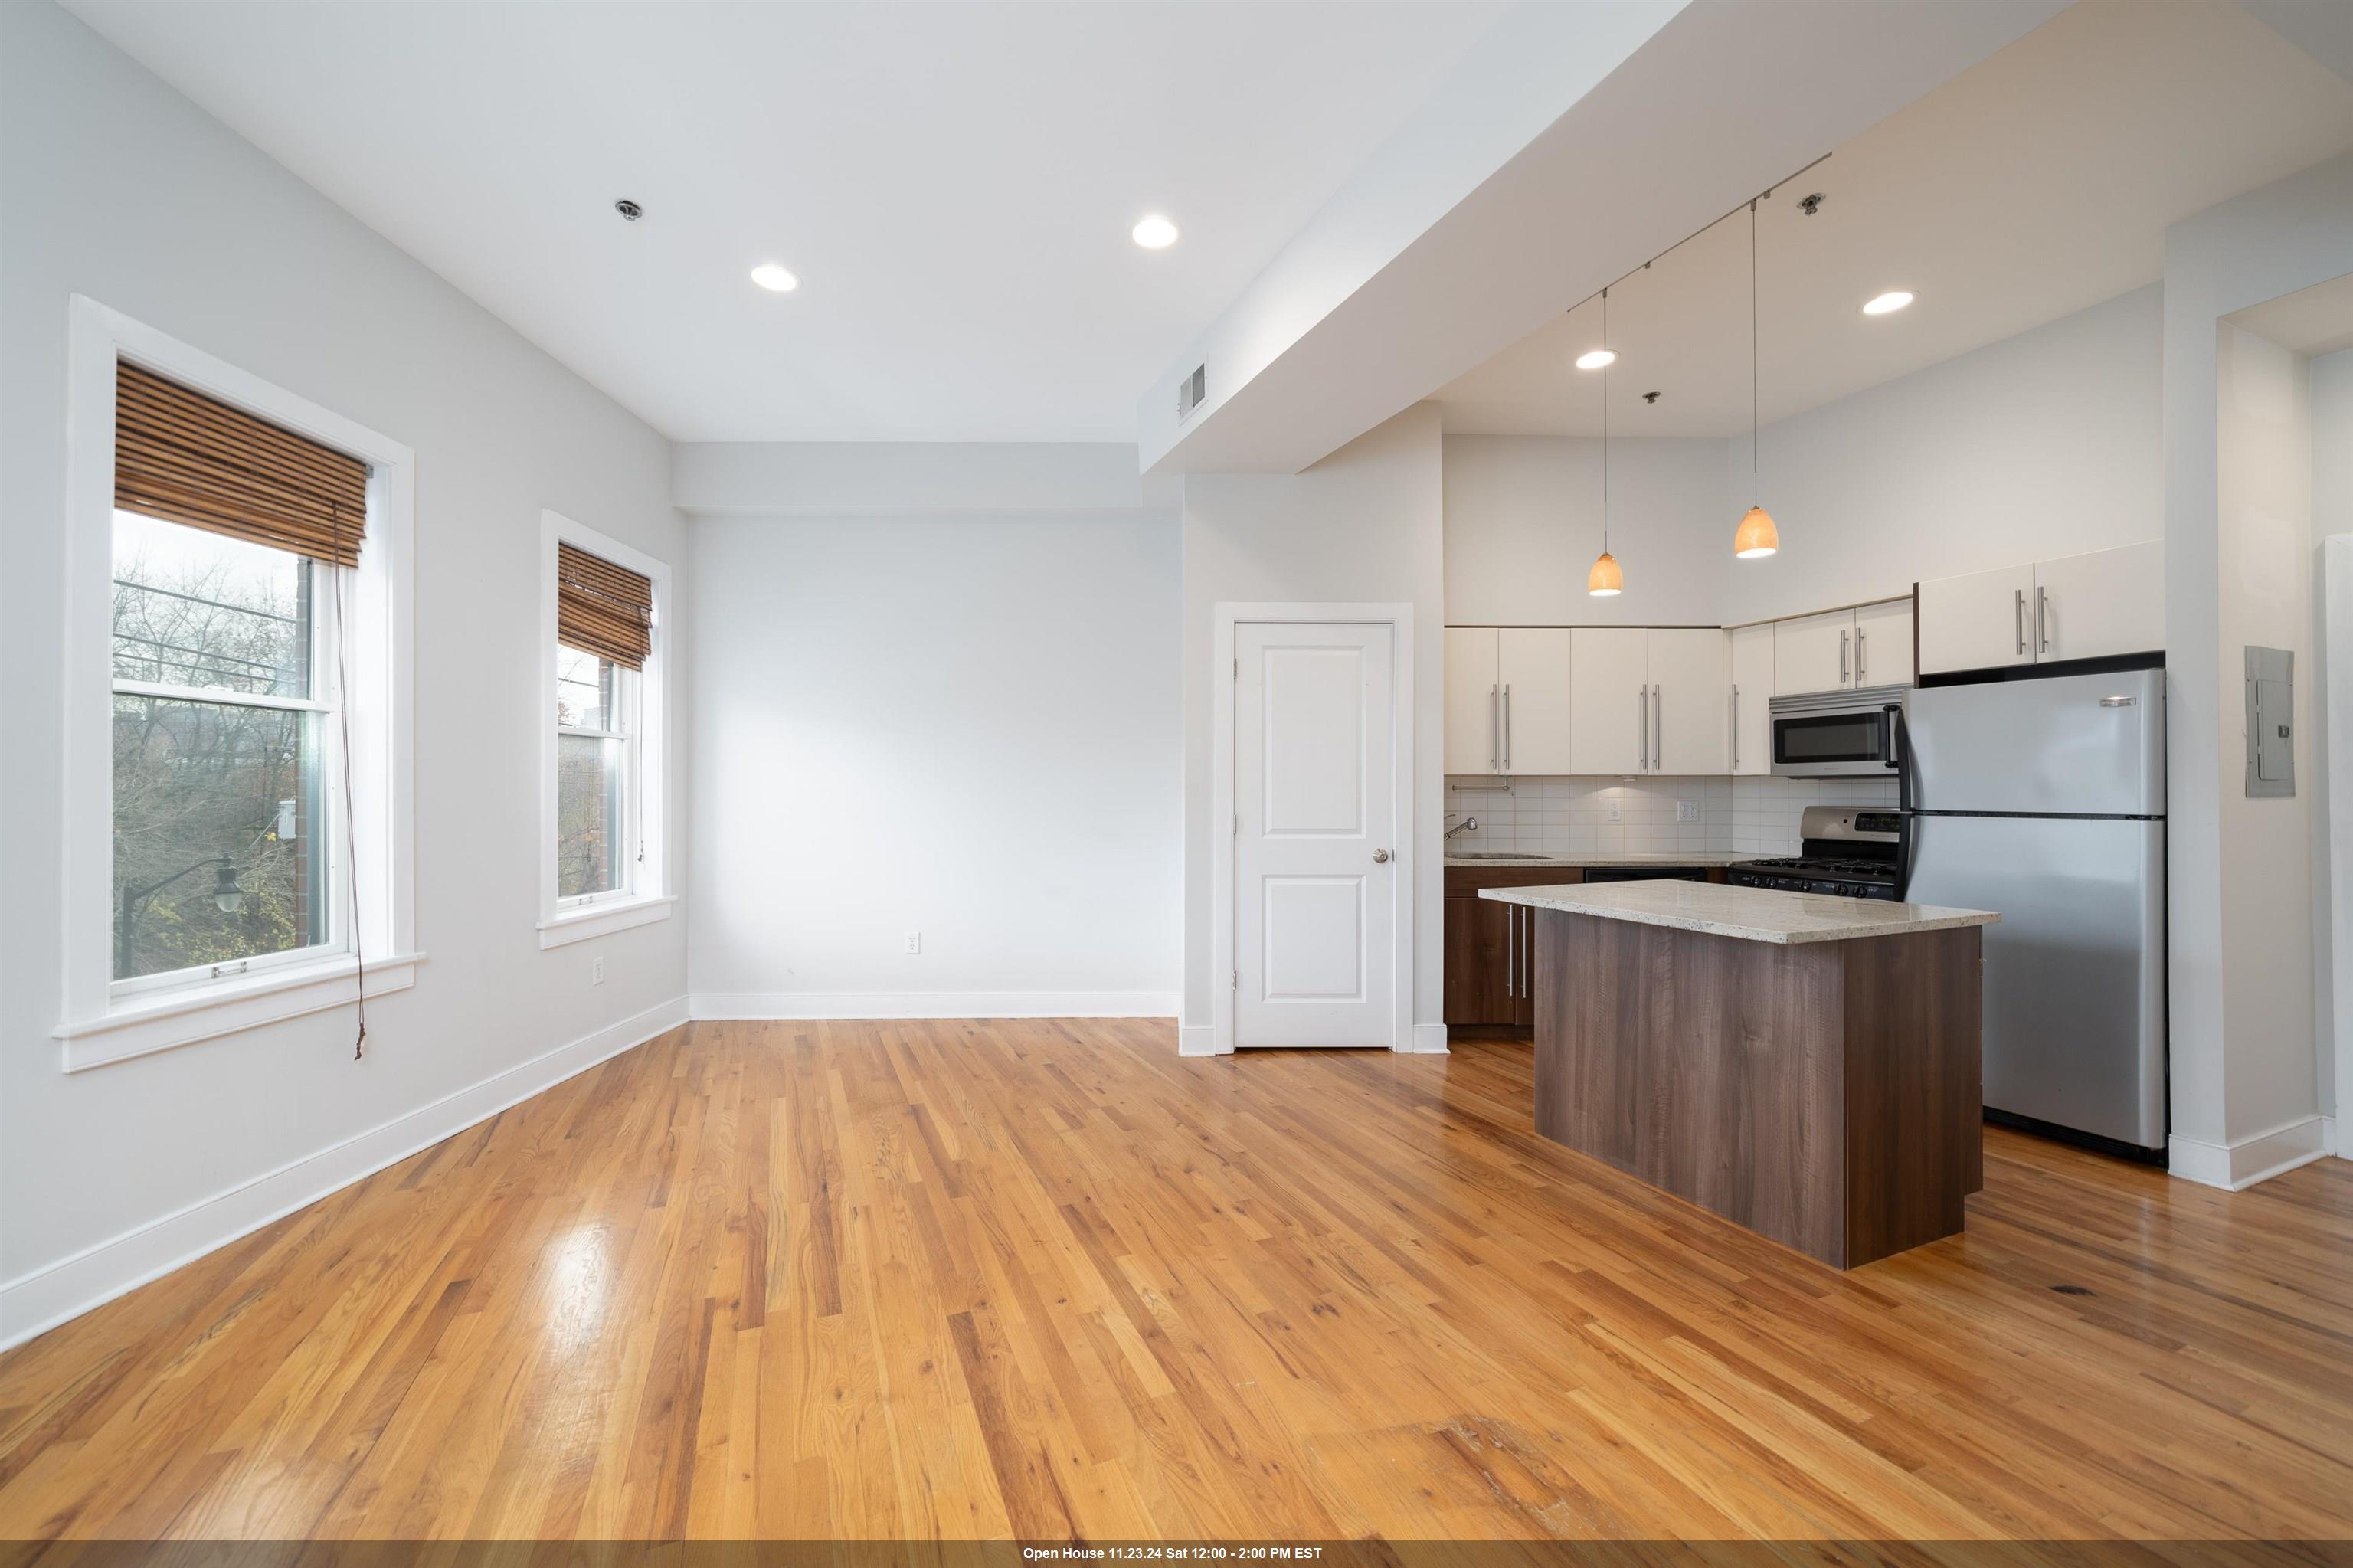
1727;807;1905;902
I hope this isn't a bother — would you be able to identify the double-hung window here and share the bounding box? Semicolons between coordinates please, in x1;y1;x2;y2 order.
555;643;636;901
110;507;340;987
538;516;669;946
58;299;417;1071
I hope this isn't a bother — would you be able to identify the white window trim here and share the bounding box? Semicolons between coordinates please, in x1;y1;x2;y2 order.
537;509;671;950
54;296;420;1072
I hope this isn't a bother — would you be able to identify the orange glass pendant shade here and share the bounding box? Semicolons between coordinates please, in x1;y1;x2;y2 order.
1733;505;1779;559
1587;550;1623;596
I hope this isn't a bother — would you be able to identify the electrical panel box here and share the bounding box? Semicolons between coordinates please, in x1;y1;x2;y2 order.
2246;646;2294;798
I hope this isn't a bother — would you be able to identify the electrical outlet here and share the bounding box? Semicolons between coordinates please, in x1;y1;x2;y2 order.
1677;800;1700;823
591;957;606;986
904;931;921;956
1605;800;1622;823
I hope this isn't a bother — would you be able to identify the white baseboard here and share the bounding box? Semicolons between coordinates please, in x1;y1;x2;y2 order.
1176;1024;1220;1058
0;995;689;1354
2168;1114;2332;1190
689;991;1179;1021
2326;1115;2345;1160
1409;1023;1451;1055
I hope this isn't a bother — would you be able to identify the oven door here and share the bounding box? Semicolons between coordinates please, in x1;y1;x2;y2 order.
1771;701;1895;777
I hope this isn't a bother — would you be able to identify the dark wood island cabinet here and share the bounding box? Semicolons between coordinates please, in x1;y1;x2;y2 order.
1481;879;1998;1268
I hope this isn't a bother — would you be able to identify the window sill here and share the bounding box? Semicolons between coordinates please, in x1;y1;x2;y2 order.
537;894;674;949
54;951;426;1073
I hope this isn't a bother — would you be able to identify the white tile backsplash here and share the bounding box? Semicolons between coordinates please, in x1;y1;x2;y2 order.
1725;773;1900;856
1445;773;1898;859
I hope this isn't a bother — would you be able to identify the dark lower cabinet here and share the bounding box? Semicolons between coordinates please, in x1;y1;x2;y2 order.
1442;866;1578;1033
1443;864;1731;1034
1443;895;1520;1028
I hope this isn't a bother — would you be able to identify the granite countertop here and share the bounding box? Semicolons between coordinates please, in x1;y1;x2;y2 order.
1444;850;1758;869
1477;879;1998;944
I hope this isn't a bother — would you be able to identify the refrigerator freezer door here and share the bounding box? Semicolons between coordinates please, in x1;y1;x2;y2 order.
1907;813;2166;1151
1907;668;2164;817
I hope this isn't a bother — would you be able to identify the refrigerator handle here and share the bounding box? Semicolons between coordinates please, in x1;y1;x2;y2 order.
1888;702;1915;899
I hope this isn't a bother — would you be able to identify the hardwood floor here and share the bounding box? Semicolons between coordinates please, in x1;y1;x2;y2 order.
2;1020;2350;1545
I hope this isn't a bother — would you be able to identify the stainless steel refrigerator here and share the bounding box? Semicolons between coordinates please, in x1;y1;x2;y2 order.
1902;667;2166;1155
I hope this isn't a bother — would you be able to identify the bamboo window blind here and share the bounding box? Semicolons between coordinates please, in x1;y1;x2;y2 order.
114;361;370;568
556;543;654;669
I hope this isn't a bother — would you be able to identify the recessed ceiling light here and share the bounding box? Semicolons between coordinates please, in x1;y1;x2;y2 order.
1131;214;1180;250
1861;290;1914;316
750;264;799;293
1575;349;1616;370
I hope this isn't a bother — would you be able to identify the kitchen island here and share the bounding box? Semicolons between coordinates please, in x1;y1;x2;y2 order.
1480;879;1998;1268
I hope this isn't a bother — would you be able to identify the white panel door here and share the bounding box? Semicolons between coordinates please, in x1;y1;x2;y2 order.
2034;539;2165;663
1917;561;2036;675
1853;597;1915;688
1568;627;1648;774
1647;628;1729;774
1497;627;1576;774
1235;623;1396;1048
1728;624;1774;775
1774;608;1856;695
1443;627;1499;774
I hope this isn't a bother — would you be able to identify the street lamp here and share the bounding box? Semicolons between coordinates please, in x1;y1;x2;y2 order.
117;854;244;978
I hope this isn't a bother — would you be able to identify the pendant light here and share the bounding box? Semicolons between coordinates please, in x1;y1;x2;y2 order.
1733;197;1780;559
1587;286;1622;596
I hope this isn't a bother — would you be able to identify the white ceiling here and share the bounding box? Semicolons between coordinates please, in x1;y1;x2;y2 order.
65;0;1507;443
1434;1;2353;439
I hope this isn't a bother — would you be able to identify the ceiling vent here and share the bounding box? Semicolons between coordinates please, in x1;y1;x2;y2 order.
1176;365;1206;421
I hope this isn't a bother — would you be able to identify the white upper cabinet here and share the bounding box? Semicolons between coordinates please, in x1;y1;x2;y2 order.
1647;628;1730;774
1496;627;1576;775
1918;540;2162;676
1566;628;1648;774
1853;598;1915;689
1918;562;2037;676
2031;540;2164;665
1728;624;1774;776
1443;627;1500;774
1774;609;1855;696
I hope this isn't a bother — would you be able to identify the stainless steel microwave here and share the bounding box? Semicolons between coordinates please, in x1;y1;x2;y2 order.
1769;686;1910;777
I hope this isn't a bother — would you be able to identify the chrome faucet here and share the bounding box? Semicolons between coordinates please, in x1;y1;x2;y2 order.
1445;813;1479;838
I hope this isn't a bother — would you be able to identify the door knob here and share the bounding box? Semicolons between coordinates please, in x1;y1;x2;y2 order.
1372;848;1391;863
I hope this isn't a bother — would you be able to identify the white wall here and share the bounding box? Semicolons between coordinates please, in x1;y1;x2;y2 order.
2216;323;2319;1142
1443;435;1729;626
674;441;1150;517
2315;349;2353;1125
1180;404;1446;1051
1721;285;2165;625
0;1;689;1342
686;514;1181;1015
2162;151;2353;1186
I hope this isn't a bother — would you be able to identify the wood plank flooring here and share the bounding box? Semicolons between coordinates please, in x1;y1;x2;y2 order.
2;1020;2350;1544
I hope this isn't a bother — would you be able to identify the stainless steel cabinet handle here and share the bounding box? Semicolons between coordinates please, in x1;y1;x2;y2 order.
1503;685;1513;771
1489;684;1499;771
1638;686;1649;771
2037;587;2050;654
1857;628;1867;685
2014;589;2027;655
1504;905;1514;997
1730;685;1739;769
1841;628;1851;685
1653;686;1663;771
